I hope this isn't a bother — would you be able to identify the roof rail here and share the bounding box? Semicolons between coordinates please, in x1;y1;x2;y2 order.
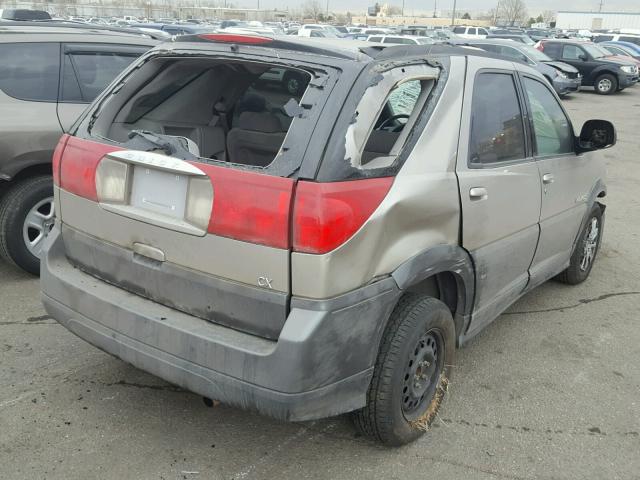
0;20;165;40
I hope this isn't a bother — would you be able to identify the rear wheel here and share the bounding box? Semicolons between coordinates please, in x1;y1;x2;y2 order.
283;72;305;96
594;74;617;95
0;175;54;275
352;294;455;446
557;203;603;285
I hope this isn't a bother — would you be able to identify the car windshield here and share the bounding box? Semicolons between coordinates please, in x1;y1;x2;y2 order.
519;44;552;61
583;44;607;58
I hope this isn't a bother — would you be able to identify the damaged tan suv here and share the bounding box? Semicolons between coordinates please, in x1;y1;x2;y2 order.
41;35;615;445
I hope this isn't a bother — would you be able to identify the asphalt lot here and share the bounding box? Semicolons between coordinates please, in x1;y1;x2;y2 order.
1;87;639;480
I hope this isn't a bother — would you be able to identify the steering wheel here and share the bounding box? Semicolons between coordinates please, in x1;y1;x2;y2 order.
377;114;410;132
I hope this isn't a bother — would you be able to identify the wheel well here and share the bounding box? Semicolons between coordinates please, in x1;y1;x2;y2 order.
0;164;52;201
10;163;52;183
595;70;617;79
405;272;463;337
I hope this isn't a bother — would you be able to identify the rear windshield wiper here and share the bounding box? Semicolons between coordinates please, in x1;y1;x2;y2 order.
124;130;199;161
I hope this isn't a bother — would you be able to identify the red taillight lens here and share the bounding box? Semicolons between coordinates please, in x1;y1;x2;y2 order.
197;164;294;249
536;42;544;51
52;134;70;186
292;178;394;254
59;137;122;201
198;34;273;44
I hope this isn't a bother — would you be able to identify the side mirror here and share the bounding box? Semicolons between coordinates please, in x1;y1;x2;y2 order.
577;119;616;152
579;54;589;61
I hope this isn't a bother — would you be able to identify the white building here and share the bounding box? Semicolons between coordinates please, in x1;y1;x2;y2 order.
556;10;640;30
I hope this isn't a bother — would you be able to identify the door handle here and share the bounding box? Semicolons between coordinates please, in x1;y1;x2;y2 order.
542;173;555;184
469;187;488;201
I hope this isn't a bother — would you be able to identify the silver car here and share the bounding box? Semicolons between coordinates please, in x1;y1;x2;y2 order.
0;24;156;274
41;36;614;445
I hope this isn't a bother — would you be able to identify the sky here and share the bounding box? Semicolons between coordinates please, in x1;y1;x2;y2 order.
248;0;640;15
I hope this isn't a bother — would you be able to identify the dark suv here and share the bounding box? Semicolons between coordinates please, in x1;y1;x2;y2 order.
537;39;639;94
0;25;156;274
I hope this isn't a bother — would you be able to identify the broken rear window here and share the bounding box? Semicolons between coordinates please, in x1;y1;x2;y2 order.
89;56;315;171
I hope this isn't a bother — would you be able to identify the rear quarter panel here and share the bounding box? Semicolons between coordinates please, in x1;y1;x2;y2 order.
291;56;466;299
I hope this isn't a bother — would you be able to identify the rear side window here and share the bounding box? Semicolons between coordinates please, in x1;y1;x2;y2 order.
385;37;414;44
542;42;561;58
453;27;466;34
0;42;60;102
469;28;477;35
594;35;613;42
368;36;382;42
343;65;437;169
620;36;640;46
562;44;584;60
522;78;574;156
497;45;531;64
469;73;526;165
62;52;139;103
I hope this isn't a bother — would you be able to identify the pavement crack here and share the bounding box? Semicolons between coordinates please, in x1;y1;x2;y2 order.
504;291;640;315
440;418;633;438
104;380;185;393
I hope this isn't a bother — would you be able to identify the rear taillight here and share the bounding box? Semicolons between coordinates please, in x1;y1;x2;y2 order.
292;178;394;255
52;134;70;186
59;137;122;201
197;164;294;249
536;42;544;51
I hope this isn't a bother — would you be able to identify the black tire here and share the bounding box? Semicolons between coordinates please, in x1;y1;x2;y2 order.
594;73;617;95
352;294;455;446
557;203;603;285
0;175;54;275
282;72;304;96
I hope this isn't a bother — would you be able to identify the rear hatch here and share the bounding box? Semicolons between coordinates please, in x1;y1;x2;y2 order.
52;36;350;339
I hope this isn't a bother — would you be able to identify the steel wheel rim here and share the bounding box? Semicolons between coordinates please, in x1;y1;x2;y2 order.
598;78;612;92
579;217;599;272
287;77;299;94
401;329;444;420
22;196;55;259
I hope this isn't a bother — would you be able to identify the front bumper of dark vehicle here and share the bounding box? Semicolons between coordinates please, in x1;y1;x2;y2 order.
41;224;401;421
618;73;639;89
552;75;582;95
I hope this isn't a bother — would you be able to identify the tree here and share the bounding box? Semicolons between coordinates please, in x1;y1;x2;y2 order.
497;0;527;26
462;12;471;19
303;0;323;21
542;9;555;24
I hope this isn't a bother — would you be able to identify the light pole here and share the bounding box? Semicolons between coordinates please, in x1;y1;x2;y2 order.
433;0;437;18
451;0;457;26
401;0;405;17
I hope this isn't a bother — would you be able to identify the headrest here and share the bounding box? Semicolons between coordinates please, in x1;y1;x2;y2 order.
237;112;282;133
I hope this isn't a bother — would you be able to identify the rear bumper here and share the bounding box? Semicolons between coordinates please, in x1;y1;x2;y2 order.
41;224;401;421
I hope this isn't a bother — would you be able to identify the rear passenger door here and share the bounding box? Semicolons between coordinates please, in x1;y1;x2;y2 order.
520;75;592;286
456;59;541;333
57;44;148;131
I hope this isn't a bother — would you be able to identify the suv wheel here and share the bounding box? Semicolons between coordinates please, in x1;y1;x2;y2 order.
557;203;603;285
0;175;54;275
283;72;304;96
594;74;617;95
352;294;455;446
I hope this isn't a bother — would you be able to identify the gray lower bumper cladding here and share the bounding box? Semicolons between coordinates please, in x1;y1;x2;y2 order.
41;224;401;421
